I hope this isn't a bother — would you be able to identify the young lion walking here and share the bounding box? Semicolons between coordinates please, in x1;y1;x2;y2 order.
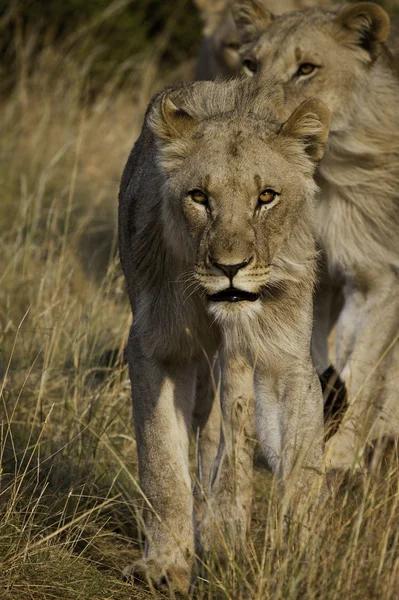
232;0;399;469
118;77;329;593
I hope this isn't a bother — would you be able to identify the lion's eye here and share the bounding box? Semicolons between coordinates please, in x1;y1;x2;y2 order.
297;63;316;77
258;189;278;205
189;189;208;205
243;58;257;73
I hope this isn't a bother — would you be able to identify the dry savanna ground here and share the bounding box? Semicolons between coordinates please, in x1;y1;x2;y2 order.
1;23;399;600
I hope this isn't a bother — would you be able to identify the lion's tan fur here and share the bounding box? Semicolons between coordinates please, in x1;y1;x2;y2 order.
118;76;329;592
233;1;399;469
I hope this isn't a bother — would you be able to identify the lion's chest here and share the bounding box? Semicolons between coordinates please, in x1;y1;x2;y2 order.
314;180;382;279
315;166;397;277
315;125;399;277
314;181;356;272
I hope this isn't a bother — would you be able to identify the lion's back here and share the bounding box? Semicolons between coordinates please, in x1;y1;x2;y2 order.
118;120;161;300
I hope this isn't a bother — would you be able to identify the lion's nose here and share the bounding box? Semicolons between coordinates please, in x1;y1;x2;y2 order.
210;258;251;281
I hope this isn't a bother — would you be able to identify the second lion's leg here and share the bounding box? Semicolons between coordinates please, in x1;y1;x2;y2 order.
327;275;399;470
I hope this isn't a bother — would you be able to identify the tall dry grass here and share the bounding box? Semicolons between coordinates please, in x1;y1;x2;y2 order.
0;23;398;600
0;30;166;600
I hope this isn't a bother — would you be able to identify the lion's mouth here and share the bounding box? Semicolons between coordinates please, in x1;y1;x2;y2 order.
207;287;260;303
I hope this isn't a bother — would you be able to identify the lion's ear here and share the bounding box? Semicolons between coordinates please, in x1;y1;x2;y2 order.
148;94;197;140
335;2;390;59
281;99;330;163
232;0;274;45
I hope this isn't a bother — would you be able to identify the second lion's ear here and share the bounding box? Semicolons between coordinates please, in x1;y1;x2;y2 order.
281;99;330;163
335;2;390;59
232;0;274;45
149;94;197;141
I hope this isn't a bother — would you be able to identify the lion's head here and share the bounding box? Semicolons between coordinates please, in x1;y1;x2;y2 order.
232;1;390;131
147;79;329;322
194;0;331;79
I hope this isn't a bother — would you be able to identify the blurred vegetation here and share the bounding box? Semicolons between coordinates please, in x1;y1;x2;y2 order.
0;2;398;598
1;0;398;97
0;0;202;95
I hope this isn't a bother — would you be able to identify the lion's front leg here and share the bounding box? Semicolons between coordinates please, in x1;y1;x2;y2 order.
255;362;325;541
123;334;196;595
192;354;221;499
198;353;256;556
327;274;399;470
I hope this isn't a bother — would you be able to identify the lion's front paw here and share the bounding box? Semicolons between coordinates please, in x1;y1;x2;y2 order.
122;558;191;595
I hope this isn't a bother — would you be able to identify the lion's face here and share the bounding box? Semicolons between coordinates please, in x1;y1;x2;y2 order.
234;2;390;132
170;124;308;310
241;26;357;131
150;91;328;320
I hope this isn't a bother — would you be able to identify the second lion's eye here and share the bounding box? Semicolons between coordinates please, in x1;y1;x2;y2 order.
296;63;316;77
189;189;208;205
243;58;257;73
258;189;279;205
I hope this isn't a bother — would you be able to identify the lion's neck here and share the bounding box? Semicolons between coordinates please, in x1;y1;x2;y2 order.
325;60;399;168
315;60;399;275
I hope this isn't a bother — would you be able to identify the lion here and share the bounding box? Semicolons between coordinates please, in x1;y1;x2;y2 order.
232;0;399;470
194;0;333;80
118;75;330;593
